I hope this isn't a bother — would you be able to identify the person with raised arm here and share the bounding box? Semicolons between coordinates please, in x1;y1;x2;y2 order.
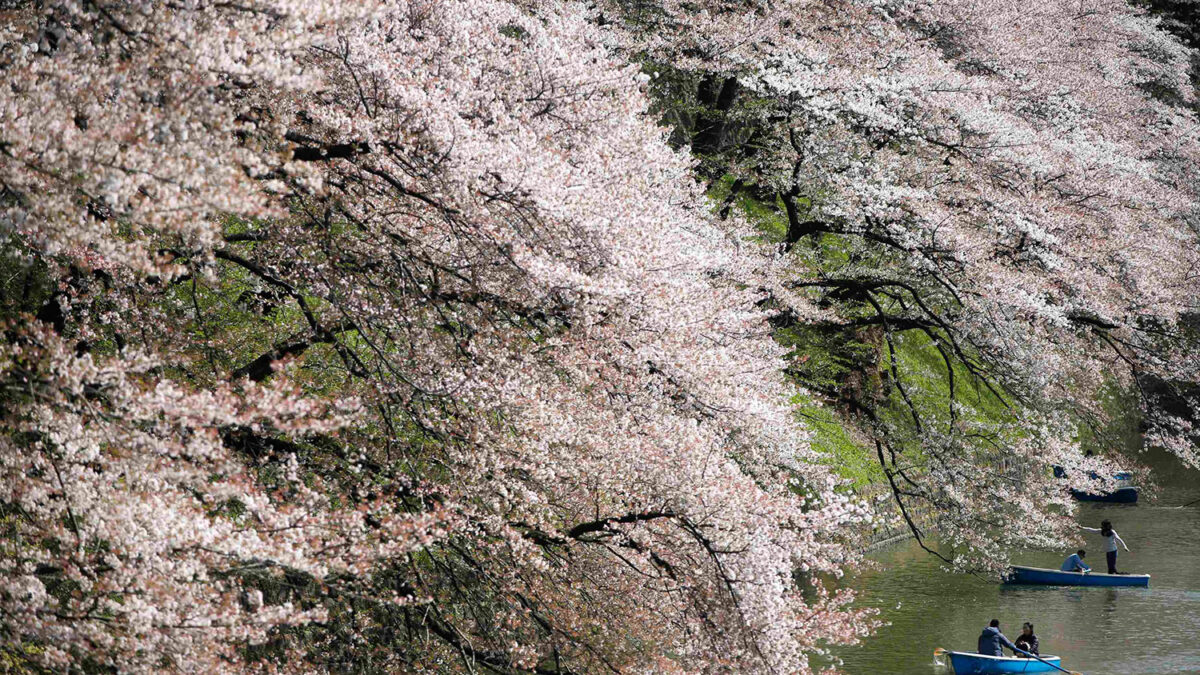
1081;520;1128;574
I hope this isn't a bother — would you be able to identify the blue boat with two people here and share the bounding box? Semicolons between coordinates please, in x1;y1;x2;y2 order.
935;649;1066;674
1005;564;1150;587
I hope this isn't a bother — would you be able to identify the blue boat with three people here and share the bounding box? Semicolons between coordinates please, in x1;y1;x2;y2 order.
935;649;1069;674
1005;564;1150;587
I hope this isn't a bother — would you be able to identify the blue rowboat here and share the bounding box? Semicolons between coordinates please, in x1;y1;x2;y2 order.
1070;486;1138;503
947;651;1063;674
1053;466;1133;482
1005;564;1149;587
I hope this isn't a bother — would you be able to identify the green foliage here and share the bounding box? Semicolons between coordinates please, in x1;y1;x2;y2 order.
0;642;52;675
1076;379;1143;456
0;245;54;325
879;330;1013;430
165;253;305;382
793;392;882;489
707;175;790;241
710;179;1025;493
777;323;880;394
642;62;706;150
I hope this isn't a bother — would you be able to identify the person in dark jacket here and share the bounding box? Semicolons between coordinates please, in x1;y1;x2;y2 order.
1014;622;1039;657
977;619;1019;657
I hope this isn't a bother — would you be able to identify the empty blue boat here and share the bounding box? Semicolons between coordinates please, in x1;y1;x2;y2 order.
1054;466;1138;502
945;650;1063;674
1070;486;1138;503
1005;564;1149;587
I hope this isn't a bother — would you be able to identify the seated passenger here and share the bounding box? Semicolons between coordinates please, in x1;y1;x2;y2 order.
1061;549;1090;573
1014;622;1039;657
977;619;1019;657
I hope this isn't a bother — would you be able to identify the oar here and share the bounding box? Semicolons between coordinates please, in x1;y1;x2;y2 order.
932;647;1082;675
1012;647;1082;675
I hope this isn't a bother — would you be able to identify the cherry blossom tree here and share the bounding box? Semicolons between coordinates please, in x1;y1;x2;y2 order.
1;0;872;672
612;0;1200;569
3;0;1199;672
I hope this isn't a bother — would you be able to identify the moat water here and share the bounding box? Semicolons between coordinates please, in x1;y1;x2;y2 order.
829;451;1200;675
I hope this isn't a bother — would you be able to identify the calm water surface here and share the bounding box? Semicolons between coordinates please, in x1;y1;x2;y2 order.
829;453;1200;675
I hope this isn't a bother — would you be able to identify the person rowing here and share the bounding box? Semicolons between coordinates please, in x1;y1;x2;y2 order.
1081;519;1129;574
977;619;1020;657
1060;549;1090;573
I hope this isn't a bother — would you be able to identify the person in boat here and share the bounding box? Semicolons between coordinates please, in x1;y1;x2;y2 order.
1060;549;1090;573
1014;622;1040;657
1081;519;1129;574
977;619;1020;657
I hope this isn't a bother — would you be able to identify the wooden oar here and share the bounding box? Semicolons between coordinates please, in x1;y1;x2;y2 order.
932;647;1083;675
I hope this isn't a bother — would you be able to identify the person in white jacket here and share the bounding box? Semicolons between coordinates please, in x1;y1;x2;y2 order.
1081;519;1128;574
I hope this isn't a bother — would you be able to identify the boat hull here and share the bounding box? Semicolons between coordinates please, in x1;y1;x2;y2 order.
1070;486;1138;503
1005;565;1149;587
948;651;1062;674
